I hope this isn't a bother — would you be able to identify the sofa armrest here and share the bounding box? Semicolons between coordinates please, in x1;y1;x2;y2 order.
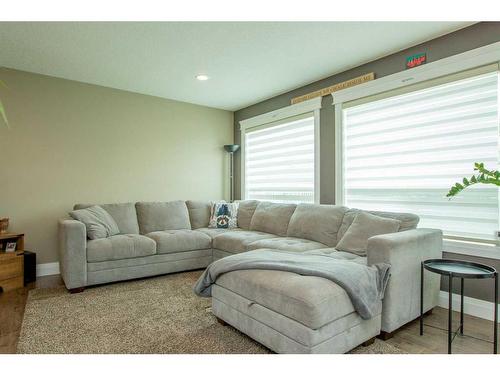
367;228;442;333
58;219;87;289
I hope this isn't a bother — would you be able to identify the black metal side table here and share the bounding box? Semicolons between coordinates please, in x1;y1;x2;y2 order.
420;259;498;354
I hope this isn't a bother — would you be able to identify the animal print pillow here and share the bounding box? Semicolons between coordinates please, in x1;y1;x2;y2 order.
208;202;238;229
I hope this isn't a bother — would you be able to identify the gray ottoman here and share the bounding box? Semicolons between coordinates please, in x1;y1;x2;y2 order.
211;269;382;354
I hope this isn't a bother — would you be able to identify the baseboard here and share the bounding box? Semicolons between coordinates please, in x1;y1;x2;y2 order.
36;262;60;277
438;291;499;321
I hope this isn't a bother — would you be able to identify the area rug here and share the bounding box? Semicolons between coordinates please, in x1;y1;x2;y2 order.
17;270;406;354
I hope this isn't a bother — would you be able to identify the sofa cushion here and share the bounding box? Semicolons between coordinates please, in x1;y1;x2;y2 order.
146;230;211;254
336;211;401;256
136;201;191;234
304;248;367;265
247;237;327;252
337;208;419;242
69;205;120;240
195;227;239;239
186;201;211;229
249;202;296;236
74;202;140;235
236;200;259;230
287;204;348;247
212;230;277;254
87;234;156;262
215;269;356;329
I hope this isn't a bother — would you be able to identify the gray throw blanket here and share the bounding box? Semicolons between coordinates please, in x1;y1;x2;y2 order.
194;250;391;320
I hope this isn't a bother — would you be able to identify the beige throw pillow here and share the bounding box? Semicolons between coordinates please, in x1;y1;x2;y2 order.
336;211;401;256
69;205;120;240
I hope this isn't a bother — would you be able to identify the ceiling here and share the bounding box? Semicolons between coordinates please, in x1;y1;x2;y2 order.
0;22;473;111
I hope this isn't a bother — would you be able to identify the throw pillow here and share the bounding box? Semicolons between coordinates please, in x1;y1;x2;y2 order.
336;211;401;256
69;205;120;240
208;202;238;229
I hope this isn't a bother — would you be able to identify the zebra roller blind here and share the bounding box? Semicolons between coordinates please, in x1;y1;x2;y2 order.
342;70;499;241
244;114;316;203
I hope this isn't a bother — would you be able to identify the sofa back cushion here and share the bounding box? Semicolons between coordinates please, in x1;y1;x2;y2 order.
236;200;260;230
287;204;348;247
186;201;211;229
74;202;140;234
135;201;191;234
336;208;419;243
250;201;296;236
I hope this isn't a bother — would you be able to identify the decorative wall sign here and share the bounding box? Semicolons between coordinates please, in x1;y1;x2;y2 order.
406;53;427;69
291;72;375;105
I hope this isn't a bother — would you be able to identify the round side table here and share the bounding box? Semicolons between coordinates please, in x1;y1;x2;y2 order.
420;259;498;354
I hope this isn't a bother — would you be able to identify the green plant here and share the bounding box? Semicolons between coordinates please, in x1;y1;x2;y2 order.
0;79;8;128
446;162;500;198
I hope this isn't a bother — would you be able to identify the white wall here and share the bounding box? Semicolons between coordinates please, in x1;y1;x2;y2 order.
0;68;233;263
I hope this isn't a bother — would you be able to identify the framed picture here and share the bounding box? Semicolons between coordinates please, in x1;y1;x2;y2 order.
6;242;17;252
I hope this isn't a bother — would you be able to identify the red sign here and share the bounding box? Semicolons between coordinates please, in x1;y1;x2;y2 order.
406;53;427;69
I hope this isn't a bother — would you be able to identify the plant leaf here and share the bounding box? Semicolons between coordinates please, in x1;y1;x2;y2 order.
448;162;500;199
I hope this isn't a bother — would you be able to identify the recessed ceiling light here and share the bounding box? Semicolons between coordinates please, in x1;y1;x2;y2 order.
196;74;209;81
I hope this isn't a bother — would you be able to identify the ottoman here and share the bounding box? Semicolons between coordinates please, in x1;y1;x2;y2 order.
211;268;382;354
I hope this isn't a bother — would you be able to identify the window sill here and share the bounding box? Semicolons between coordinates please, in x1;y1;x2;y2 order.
443;239;500;260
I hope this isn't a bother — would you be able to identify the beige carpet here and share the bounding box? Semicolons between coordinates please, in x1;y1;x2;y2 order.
18;270;405;354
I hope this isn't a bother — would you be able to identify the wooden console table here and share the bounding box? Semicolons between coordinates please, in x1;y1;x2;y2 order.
0;233;25;292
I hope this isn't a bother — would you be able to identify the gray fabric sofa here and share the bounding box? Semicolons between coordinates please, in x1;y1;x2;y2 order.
58;199;442;353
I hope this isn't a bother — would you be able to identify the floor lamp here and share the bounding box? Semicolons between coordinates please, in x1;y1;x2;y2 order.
224;144;240;202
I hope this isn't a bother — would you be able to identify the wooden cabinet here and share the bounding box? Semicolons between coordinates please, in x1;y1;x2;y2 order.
0;233;24;292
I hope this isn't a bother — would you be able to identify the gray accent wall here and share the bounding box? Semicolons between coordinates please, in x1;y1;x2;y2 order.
442;252;500;303
234;22;500;305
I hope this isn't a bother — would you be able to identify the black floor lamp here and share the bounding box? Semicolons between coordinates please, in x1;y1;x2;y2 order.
224;144;240;202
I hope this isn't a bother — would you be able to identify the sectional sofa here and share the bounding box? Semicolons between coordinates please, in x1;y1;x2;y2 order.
59;199;442;353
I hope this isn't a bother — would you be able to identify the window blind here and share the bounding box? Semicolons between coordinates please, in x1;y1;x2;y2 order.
245;114;316;203
342;71;499;241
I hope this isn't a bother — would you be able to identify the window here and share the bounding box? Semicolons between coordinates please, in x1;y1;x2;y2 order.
340;70;499;241
240;99;320;204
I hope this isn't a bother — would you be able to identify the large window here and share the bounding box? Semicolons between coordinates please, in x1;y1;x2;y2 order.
243;112;318;204
341;70;499;241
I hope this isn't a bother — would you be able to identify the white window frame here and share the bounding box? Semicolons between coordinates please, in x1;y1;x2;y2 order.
332;41;500;260
239;97;322;204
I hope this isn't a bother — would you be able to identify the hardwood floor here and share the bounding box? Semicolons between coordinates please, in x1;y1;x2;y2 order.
0;275;63;353
0;275;497;354
390;309;497;354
